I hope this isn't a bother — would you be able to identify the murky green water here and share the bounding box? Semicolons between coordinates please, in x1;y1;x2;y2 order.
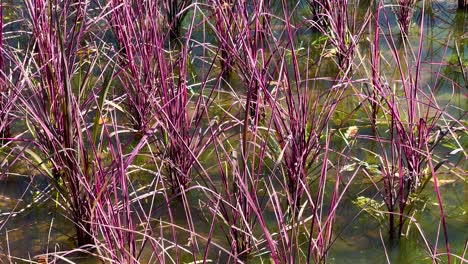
0;0;466;263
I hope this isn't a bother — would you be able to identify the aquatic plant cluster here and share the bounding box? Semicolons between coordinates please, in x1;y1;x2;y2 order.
0;0;466;263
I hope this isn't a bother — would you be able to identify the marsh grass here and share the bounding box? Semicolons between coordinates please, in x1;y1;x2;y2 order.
350;2;465;262
0;0;465;263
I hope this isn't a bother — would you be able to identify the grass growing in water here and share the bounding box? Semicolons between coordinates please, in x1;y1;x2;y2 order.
0;0;465;263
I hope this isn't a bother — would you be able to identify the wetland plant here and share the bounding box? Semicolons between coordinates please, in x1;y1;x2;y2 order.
18;0;96;246
352;3;462;262
0;0;464;263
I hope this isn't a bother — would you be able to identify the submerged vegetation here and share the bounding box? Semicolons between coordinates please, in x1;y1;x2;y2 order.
0;0;466;263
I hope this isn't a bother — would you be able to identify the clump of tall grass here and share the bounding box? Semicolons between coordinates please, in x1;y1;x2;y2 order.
108;0;224;197
9;0;169;257
199;1;363;262
352;2;464;262
15;0;98;246
200;1;269;260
